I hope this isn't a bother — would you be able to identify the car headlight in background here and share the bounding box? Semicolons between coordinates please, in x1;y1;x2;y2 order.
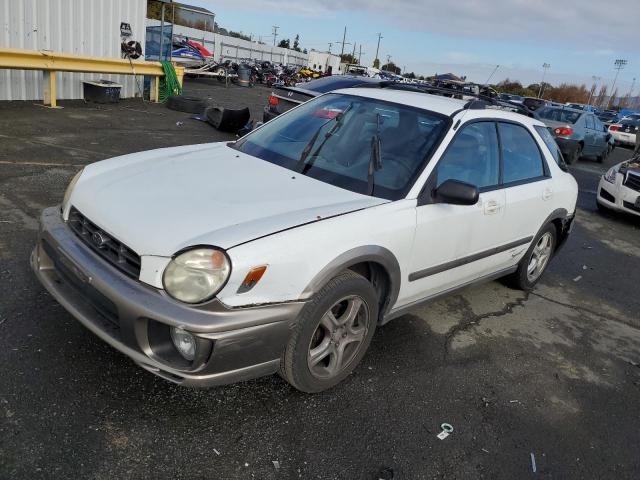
604;167;618;184
163;248;231;303
62;168;84;211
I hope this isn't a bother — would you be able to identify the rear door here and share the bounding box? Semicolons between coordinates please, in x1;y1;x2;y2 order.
499;121;554;247
583;114;596;155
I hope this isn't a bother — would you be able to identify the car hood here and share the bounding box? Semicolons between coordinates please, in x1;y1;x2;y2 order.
70;142;386;256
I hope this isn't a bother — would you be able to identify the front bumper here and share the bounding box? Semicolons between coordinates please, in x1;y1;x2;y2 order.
597;177;640;217
31;207;305;387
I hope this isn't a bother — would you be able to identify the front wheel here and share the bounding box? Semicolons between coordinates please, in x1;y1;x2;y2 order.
507;224;557;291
280;271;378;393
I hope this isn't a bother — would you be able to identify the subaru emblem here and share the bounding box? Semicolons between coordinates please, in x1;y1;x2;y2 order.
92;231;108;248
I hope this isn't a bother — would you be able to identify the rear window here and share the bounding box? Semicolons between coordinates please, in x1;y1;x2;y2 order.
303;76;380;94
537;107;582;124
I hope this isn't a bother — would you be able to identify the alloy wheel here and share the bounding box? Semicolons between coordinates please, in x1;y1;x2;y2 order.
307;295;369;379
527;232;554;282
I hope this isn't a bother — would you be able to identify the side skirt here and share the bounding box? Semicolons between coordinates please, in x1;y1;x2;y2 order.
381;265;518;325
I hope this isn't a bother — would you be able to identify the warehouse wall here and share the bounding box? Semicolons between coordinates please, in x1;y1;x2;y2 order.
146;19;309;68
0;0;147;101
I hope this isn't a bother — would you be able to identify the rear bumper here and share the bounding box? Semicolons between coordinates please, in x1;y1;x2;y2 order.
31;207;304;387
610;131;637;147
554;137;580;155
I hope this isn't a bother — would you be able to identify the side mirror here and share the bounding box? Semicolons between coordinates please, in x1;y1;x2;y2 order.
433;179;479;205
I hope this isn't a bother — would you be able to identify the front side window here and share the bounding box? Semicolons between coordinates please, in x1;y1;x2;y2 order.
233;93;448;199
499;123;545;184
434;122;499;190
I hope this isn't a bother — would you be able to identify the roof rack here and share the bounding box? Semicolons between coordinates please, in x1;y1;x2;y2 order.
376;81;534;118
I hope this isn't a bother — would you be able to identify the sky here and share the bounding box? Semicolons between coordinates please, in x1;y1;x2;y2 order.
188;0;639;92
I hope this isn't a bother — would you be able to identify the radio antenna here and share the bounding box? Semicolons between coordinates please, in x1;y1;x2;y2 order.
454;64;500;130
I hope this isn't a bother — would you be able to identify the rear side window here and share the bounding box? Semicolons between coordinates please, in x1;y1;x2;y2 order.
585;115;595;129
534;125;567;170
537;107;581;124
498;123;545;184
435;122;499;190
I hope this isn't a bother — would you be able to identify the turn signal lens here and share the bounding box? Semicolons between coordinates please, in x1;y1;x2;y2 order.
238;265;267;293
268;95;279;106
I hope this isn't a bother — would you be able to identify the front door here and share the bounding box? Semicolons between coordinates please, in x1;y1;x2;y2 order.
403;121;508;306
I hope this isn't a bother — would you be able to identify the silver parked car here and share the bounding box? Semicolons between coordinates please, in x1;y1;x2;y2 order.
535;106;611;164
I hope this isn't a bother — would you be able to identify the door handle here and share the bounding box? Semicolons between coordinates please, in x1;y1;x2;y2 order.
484;199;500;215
543;187;553;200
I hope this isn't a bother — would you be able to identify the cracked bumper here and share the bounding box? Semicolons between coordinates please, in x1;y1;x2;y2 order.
31;207;305;387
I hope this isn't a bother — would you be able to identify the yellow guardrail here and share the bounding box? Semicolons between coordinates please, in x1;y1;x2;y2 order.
0;48;184;107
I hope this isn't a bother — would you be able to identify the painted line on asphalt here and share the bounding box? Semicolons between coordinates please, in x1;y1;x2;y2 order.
0;160;85;167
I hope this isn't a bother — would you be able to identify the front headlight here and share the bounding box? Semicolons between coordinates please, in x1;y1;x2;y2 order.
163;248;231;304
62;168;84;211
604;167;618;184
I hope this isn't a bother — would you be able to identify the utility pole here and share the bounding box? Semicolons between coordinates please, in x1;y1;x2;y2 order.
272;25;279;46
386;54;391;69
340;26;347;57
351;42;356;62
607;58;628;108
375;33;382;63
538;63;550;98
358;45;364;65
328;42;333;53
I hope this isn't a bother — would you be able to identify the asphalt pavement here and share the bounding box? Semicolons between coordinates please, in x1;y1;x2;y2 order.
1;81;639;479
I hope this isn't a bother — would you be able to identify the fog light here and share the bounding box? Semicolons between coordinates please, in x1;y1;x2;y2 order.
170;327;196;361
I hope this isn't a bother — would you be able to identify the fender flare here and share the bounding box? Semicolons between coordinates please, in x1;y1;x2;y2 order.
300;245;401;317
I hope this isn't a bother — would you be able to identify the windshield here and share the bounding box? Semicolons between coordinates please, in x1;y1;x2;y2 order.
537;107;582;124
233;93;448;200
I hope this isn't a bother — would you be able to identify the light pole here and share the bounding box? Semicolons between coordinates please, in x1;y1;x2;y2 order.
606;58;628;109
587;76;601;106
538;63;550;98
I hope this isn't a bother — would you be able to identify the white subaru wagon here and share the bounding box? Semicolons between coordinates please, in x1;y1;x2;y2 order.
32;88;578;392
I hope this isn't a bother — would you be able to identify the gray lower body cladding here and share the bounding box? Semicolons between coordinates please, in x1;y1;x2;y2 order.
31;207;304;387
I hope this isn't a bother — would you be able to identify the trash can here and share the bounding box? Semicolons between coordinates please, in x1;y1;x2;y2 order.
82;80;123;103
237;65;251;87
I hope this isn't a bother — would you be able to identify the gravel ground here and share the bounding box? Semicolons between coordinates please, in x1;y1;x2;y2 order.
1;80;639;479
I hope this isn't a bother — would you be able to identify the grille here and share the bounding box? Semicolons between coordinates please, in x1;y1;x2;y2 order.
623;201;640;213
624;173;640;193
68;207;141;278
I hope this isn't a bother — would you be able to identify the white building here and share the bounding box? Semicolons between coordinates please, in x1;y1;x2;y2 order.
307;50;341;74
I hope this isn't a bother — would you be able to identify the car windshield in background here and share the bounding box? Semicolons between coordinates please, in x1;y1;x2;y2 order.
234;93;447;200
537;107;581;124
300;76;381;94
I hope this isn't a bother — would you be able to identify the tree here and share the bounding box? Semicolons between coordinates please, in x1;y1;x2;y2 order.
278;39;290;49
292;34;301;52
381;62;401;74
373;58;380;69
403;72;416;79
340;53;358;64
302;48;308;54
594;84;609;108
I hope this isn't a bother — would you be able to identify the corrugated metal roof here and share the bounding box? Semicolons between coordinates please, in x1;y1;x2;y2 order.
0;0;147;101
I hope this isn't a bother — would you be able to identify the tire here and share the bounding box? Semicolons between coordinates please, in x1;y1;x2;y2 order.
566;144;582;165
165;95;208;114
205;106;251;133
280;271;378;393
597;144;611;164
507;224;557;291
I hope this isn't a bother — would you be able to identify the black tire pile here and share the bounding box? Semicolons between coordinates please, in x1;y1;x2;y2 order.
166;95;250;133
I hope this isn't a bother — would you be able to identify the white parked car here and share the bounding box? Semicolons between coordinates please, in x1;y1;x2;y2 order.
32;88;578;392
597;158;640;217
609;120;639;148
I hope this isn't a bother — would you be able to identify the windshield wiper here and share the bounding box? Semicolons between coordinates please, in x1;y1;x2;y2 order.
367;113;383;196
296;103;353;174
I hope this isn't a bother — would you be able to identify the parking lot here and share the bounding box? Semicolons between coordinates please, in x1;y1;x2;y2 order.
1;80;639;479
